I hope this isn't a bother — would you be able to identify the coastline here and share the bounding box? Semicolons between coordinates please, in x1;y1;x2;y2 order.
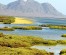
12;17;33;24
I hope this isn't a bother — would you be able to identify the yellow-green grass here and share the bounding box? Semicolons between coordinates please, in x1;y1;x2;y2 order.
0;33;58;48
12;17;33;24
0;27;14;31
0;16;15;24
0;33;53;55
0;26;42;31
40;24;66;30
60;49;66;55
13;26;42;30
61;34;66;37
57;40;66;45
0;46;49;55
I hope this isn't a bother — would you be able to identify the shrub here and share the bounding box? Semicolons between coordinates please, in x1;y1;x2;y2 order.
0;47;49;55
61;34;66;37
57;40;66;44
40;24;66;30
0;27;14;31
0;16;15;24
13;26;42;30
0;33;4;37
60;49;66;55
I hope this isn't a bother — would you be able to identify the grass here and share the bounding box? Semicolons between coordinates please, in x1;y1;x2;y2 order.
60;49;66;55
61;34;66;37
0;16;15;24
1;33;66;55
40;24;66;30
0;32;66;55
13;26;42;30
0;33;54;55
12;17;33;24
0;46;49;55
57;40;66;45
0;33;58;48
0;27;14;31
0;26;42;31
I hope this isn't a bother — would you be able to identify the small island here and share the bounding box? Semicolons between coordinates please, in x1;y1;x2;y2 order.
40;24;66;30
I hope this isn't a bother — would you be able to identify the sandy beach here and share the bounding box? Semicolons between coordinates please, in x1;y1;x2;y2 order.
12;17;33;24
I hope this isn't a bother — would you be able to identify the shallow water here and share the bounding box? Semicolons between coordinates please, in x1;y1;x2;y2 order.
0;18;66;55
31;45;66;55
0;27;66;40
0;18;66;40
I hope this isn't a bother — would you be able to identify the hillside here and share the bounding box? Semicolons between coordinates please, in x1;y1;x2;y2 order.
0;0;65;18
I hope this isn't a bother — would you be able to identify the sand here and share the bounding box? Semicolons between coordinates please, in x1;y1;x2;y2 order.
12;17;33;24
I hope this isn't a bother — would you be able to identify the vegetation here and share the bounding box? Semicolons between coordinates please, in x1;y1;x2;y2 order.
0;26;42;31
0;46;49;55
40;24;66;30
0;16;15;24
0;33;58;48
0;33;56;55
57;40;66;45
61;34;66;37
60;49;66;55
0;33;4;37
0;27;14;31
13;26;42;30
0;33;66;55
41;40;57;46
39;24;50;27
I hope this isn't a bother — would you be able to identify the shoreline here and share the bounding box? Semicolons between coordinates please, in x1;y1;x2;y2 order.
12;17;34;24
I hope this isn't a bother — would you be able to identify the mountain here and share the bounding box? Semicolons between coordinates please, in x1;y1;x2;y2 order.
0;0;65;18
0;4;6;9
42;3;63;16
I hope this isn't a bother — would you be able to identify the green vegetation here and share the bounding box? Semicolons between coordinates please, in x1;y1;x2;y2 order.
13;26;42;30
41;40;57;46
60;49;66;55
40;24;66;30
0;16;15;24
0;33;56;55
0;33;66;55
57;40;66;45
0;46;49;55
0;27;14;31
61;34;66;37
0;33;4;37
0;33;57;48
39;24;50;27
0;26;42;31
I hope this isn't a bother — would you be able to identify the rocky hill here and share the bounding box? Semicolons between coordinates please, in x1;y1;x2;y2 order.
0;0;65;18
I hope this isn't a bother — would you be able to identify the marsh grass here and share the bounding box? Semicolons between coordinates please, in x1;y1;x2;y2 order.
12;26;42;30
0;27;14;31
61;34;66;37
60;49;66;55
0;46;49;55
40;24;66;30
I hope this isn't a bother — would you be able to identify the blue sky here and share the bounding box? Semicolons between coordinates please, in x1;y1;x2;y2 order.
0;0;66;15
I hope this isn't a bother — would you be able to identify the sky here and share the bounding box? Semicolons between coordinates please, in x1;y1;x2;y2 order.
0;0;66;15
